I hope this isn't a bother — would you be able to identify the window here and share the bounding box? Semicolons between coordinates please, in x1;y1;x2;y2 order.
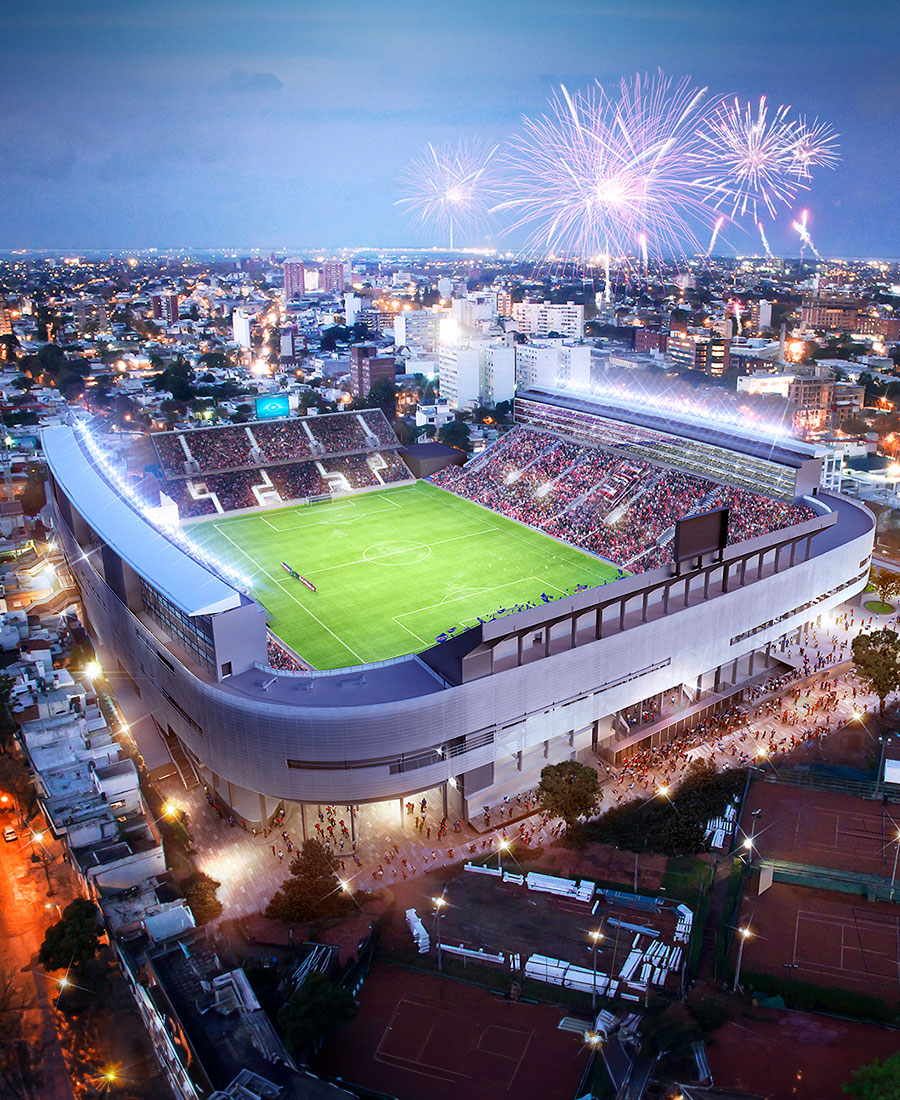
220;661;232;678
110;799;126;810
139;579;215;673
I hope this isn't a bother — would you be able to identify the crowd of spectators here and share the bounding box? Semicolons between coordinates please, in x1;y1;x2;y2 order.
152;410;399;478
161;448;411;515
305;413;369;455
360;409;400;447
430;426;814;573
266;633;306;672
251;420;313;462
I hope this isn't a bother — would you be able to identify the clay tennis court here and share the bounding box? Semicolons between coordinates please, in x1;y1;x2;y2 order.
739;883;900;995
742;781;898;877
316;963;590;1100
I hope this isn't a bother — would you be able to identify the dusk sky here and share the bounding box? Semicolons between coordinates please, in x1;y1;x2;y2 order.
4;0;899;257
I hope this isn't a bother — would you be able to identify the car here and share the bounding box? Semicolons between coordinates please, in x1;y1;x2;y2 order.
2;826;16;843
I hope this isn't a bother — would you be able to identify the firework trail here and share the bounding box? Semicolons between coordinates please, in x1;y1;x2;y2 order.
706;214;726;254
396;138;501;249
757;220;773;258
494;72;724;267
792;208;822;259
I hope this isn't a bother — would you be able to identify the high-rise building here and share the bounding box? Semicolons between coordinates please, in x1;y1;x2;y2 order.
349;344;395;397
801;294;862;332
232;307;255;349
393;309;443;354
750;299;773;333
667;333;730;377
514;340;591;391
512;300;584;339
279;325;305;363
150;293;179;324
439;336;515;408
320;262;346;294
283;260;306;301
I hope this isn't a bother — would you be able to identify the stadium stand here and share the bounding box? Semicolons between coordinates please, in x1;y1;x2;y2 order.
152;410;411;516
430;426;814;572
152;409;400;479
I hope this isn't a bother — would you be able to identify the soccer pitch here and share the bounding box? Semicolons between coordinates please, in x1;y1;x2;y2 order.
189;481;621;670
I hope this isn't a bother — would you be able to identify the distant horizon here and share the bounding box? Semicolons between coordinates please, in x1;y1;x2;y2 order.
2;246;899;266
3;1;898;257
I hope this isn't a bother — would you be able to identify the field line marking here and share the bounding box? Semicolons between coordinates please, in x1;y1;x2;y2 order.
425;484;618;582
272;578;366;665
392;617;430;648
210;523;364;665
397;575;552;626
260;516;279;530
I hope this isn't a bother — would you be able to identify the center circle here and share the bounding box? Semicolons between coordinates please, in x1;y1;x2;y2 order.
363;541;431;566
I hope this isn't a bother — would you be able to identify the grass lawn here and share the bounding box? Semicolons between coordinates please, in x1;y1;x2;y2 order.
864;600;895;614
189;480;621;669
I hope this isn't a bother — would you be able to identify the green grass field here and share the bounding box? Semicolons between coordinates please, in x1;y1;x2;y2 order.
189;481;620;670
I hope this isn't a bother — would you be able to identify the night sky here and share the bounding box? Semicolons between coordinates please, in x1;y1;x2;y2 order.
3;0;898;257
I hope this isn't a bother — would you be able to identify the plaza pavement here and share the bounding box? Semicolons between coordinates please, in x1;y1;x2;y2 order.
155;602;891;923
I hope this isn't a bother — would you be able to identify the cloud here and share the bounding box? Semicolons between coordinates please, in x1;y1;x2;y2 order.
223;68;282;94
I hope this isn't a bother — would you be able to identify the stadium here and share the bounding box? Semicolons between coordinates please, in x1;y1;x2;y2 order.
43;387;875;834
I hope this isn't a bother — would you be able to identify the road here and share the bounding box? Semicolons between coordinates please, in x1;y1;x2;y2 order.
0;810;76;1100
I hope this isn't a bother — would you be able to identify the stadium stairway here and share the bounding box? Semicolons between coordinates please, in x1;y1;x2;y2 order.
162;729;201;791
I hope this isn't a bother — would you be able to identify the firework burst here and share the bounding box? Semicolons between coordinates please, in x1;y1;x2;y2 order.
788;116;840;179
396;138;501;249
494;72;725;268
697;96;802;220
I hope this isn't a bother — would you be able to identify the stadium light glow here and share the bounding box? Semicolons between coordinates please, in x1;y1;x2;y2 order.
555;377;793;444
74;422;253;591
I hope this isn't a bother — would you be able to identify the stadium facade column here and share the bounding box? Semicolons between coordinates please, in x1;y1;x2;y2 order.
300;805;308;842
442;782;448;818
517;633;524;666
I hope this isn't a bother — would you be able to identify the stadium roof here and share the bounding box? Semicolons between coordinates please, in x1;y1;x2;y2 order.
43;426;242;617
519;387;825;470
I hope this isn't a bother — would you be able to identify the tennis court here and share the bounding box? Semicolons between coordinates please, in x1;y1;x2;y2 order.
741;883;900;995
189;480;619;669
742;781;897;878
315;963;590;1100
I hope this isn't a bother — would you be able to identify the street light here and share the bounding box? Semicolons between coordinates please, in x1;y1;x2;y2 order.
432;895;447;975
589;929;604;1014
497;837;510;874
657;785;680;815
890;832;900;902
32;830;55;895
85;660;102;681
733;926;752;993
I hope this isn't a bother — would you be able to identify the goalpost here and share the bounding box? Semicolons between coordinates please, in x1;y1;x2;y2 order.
307;493;334;507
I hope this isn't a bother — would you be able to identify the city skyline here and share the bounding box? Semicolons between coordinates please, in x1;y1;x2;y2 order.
3;0;899;256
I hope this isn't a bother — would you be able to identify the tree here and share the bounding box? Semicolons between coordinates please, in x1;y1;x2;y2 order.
537;761;600;832
438;419;470;452
852;629;900;715
265;839;355;923
870;567;900;608
38;898;102;972
20;464;47;516
277;972;356;1057
183;871;222;925
365;378;397;419
843;1052;900;1100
